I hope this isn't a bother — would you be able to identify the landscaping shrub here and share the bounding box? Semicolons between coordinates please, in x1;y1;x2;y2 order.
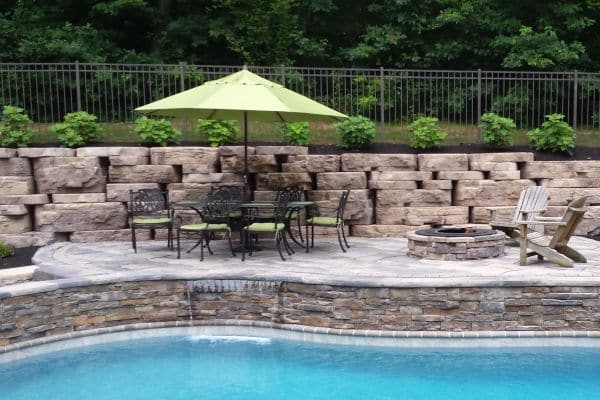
408;116;447;149
196;119;239;147
527;113;575;155
336;116;375;150
0;242;14;259
480;112;515;147
50;111;103;147
134;116;182;146
0;106;35;148
280;122;310;146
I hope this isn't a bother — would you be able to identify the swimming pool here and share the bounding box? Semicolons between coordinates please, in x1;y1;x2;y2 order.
1;333;599;400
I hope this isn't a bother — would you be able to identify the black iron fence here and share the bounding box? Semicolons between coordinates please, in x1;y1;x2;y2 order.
1;62;599;134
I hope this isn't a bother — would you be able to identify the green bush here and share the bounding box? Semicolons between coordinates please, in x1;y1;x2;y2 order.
134;116;182;146
336;116;376;150
408;116;447;149
0;242;14;259
480;112;515;147
196;119;239;147
50;111;103;147
280;122;310;146
527;113;575;155
0;106;35;148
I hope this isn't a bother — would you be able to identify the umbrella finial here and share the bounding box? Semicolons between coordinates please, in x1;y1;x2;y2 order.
242;64;248;70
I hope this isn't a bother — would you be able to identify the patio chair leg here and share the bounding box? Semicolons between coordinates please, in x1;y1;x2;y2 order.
249;232;254;256
176;229;181;259
241;229;246;261
204;232;214;255
286;225;303;248
337;227;347;252
131;226;137;253
305;223;310;253
168;227;173;250
276;235;286;261
200;232;204;262
311;225;315;248
341;224;350;249
282;231;294;255
296;214;304;243
227;231;236;257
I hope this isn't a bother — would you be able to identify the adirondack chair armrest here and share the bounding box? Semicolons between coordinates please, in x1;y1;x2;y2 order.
518;207;547;214
569;206;587;213
535;216;563;221
516;220;567;226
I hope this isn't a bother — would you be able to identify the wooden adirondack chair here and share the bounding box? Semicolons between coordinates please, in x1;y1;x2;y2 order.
517;196;588;267
487;186;549;239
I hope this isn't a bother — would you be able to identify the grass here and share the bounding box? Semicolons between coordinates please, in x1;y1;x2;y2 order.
29;121;600;147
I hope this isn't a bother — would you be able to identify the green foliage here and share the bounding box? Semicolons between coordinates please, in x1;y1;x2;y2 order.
196;120;239;147
134;116;181;147
280;122;310;146
50;112;103;148
408;117;447;149
336;116;375;150
0;106;34;147
528;114;575;155
480;113;515;147
0;242;14;259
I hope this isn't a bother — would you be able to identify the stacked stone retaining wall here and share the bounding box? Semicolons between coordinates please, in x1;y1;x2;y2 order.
1;279;599;346
0;146;599;247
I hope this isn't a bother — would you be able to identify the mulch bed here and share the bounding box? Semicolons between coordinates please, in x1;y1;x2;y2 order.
0;247;39;270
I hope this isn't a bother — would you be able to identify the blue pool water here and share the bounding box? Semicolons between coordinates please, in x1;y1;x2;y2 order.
1;335;600;400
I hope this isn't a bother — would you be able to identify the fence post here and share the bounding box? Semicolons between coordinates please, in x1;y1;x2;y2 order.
573;70;578;129
380;66;385;140
281;64;285;86
75;61;81;112
179;62;187;133
477;68;482;141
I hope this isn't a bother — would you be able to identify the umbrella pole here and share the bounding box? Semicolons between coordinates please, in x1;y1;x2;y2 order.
243;112;249;201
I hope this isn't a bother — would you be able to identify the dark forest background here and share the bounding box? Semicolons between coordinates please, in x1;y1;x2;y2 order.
1;0;600;70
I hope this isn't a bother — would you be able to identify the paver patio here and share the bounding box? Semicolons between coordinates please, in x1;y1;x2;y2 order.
32;237;600;287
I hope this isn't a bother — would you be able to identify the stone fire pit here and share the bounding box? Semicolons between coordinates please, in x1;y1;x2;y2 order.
407;227;505;261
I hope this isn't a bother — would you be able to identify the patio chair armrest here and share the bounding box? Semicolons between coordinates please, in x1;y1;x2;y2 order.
515;220;567;226
518;208;547;213
534;216;563;221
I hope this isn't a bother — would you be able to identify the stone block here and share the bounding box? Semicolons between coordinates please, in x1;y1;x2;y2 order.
70;229;151;243
341;154;417;171
0;176;34;195
0;158;31;176
377;189;451;207
219;146;255;156
167;183;213;202
368;180;418;190
108;156;149;166
422;180;452;190
182;173;243;184
317;172;367;190
0;148;17;158
490;170;521;180
471;161;518;172
472;207;514;224
376;206;468;225
0;205;28;216
77;147;148;157
18;148;75;157
369;171;431;189
254;146;308;155
256;173;312;190
283;155;341;173
352;224;429;237
220;155;278;173
522;161;600;179
546;188;600;206
150;147;219;166
437;171;485;180
106;183;160;202
0;214;31;233
52;193;107;203
540;178;599;188
252;191;278;201
469;153;533;170
35;202;128;232
455;179;535;206
0;231;61;248
418;154;468;171
182;164;217;174
34;157;106;193
0;194;49;205
109;165;180;183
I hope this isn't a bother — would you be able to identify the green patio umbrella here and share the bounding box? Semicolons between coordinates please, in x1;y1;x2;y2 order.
135;68;348;187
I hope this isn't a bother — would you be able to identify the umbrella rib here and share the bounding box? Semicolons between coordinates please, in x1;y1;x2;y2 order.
206;110;217;120
275;112;285;122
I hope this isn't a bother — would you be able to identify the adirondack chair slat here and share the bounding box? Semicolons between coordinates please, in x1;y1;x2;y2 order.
489;186;549;239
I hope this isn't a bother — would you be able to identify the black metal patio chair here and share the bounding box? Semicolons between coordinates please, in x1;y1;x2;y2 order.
129;189;173;253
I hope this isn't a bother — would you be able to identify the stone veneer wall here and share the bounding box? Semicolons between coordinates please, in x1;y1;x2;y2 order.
0;146;599;247
1;279;599;346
